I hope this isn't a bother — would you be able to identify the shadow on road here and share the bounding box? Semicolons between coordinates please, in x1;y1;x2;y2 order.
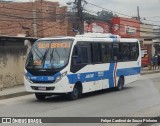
33;86;134;103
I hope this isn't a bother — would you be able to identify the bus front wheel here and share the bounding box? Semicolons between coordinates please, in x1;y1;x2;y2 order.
67;85;81;100
35;93;46;101
116;77;124;91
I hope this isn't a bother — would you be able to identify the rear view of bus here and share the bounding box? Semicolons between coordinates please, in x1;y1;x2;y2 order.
24;33;141;101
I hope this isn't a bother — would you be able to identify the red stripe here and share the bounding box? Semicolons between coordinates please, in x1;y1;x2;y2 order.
114;62;117;87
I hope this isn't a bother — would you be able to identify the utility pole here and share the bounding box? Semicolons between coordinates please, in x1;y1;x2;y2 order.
76;0;84;34
32;9;37;37
137;6;140;21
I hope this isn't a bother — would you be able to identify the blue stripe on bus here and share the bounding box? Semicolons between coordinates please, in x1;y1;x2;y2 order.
25;72;61;82
67;67;141;84
108;63;115;88
25;67;141;84
116;67;141;77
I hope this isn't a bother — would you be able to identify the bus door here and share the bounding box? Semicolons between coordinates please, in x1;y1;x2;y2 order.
110;43;119;87
70;42;96;92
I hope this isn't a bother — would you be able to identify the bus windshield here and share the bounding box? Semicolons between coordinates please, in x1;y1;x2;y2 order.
26;39;73;70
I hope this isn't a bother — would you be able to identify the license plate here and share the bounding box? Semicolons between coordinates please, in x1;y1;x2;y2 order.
38;87;46;91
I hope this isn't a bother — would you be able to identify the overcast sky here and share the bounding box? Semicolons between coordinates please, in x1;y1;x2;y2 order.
14;0;160;26
58;0;160;26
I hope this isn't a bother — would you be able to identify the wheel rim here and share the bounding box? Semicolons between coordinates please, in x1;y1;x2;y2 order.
73;88;78;97
119;78;123;89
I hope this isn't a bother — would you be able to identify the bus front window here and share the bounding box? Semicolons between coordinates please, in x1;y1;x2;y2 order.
26;40;73;70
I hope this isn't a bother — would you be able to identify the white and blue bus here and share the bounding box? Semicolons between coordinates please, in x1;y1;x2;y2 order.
24;33;141;100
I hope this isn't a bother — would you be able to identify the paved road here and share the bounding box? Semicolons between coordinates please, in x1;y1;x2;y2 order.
0;73;160;126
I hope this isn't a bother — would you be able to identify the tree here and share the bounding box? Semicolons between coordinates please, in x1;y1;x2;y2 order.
97;10;118;21
83;10;118;23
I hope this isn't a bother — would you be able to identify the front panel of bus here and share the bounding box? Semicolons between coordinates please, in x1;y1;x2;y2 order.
24;39;74;93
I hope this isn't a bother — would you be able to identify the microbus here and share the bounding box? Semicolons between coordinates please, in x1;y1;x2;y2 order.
24;33;141;100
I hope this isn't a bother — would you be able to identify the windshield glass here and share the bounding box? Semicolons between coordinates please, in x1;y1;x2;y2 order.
26;39;73;69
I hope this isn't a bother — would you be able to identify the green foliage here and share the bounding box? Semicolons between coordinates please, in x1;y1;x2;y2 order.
84;10;118;22
97;10;118;21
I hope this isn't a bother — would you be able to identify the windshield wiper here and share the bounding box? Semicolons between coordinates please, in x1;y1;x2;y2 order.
50;48;54;63
42;47;50;68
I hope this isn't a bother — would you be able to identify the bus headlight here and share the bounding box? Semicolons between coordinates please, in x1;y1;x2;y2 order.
24;73;33;84
55;71;67;83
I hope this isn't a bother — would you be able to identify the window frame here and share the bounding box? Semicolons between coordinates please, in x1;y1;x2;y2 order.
71;41;91;65
100;42;113;63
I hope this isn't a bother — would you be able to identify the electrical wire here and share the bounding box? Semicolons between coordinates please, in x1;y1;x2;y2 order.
84;9;160;29
86;1;160;26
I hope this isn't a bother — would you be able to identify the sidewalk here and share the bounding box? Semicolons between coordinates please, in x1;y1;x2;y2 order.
0;85;31;100
141;66;160;75
0;68;160;100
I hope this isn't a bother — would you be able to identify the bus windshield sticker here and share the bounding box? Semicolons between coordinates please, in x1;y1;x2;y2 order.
33;60;42;66
60;60;65;64
44;61;51;68
38;42;71;49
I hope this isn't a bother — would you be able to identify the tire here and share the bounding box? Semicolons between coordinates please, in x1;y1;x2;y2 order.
116;77;124;91
67;85;81;100
35;93;46;101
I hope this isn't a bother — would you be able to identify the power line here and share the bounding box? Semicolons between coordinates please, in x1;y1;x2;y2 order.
1;1;60;10
86;1;131;18
0;12;68;20
84;12;159;31
86;1;160;26
0;17;67;33
30;23;69;36
0;22;43;30
84;9;160;28
143;16;160;18
0;6;61;15
0;9;158;35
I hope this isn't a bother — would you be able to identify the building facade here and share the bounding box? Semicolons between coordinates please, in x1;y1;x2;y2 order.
0;0;75;37
111;17;140;38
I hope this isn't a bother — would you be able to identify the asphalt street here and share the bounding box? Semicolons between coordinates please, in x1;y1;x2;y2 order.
0;73;160;126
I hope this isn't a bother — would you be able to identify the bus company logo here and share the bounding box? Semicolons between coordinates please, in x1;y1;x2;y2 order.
77;74;80;79
85;74;94;79
98;72;104;77
2;118;11;123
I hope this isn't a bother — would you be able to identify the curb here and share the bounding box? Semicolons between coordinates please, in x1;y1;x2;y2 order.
0;92;32;100
141;70;160;75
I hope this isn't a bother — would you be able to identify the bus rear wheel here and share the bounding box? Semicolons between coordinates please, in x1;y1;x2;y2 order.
35;93;46;101
116;77;124;91
67;85;81;100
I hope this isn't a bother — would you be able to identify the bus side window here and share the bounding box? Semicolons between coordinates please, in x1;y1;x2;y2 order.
122;43;130;61
130;43;139;60
71;45;90;65
71;46;79;65
101;43;112;63
91;43;102;63
71;43;91;73
113;43;119;61
118;43;123;61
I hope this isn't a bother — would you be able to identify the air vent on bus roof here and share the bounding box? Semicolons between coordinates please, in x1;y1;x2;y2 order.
75;33;121;38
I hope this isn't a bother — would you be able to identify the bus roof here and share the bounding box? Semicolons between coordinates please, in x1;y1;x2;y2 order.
76;33;120;38
37;33;138;43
